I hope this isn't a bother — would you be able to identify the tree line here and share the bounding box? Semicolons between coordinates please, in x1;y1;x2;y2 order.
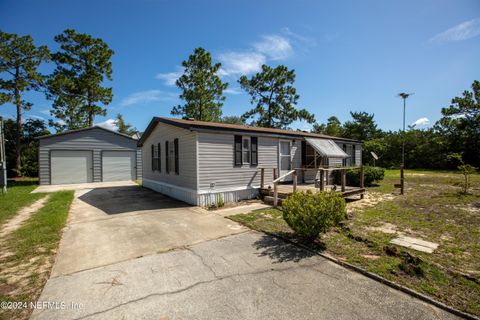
0;30;316;176
313;81;480;169
0;29;137;176
1;29;478;177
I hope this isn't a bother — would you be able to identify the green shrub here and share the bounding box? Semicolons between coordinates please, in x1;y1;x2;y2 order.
217;195;225;208
282;191;346;241
333;166;385;187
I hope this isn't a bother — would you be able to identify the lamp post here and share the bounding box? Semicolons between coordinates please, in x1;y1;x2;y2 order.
397;92;413;195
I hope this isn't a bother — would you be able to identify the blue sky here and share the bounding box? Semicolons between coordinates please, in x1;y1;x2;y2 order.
1;0;479;133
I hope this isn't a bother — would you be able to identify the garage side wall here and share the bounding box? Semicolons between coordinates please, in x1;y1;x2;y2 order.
39;128;141;185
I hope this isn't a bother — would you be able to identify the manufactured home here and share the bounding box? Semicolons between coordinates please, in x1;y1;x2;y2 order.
38;126;142;185
138;117;362;206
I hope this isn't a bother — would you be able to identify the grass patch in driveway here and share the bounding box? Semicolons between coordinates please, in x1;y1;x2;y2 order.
229;170;480;316
0;180;44;227
0;190;74;320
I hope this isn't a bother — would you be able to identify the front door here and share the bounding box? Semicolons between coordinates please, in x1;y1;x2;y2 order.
279;140;292;182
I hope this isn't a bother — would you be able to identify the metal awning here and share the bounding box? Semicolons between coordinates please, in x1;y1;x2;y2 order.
305;138;349;158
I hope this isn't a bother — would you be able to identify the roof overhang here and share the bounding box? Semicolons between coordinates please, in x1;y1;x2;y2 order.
305;137;349;158
37;125;138;141
138;117;363;146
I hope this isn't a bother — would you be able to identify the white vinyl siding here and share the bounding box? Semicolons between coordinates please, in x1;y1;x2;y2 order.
51;150;93;184
197;132;300;191
141;123;197;190
102;151;135;181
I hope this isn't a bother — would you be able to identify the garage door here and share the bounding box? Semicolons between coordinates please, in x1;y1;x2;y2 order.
102;151;135;182
51;150;93;185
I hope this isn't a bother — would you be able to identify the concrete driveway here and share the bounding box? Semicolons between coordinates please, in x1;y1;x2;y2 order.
32;183;461;320
33;232;460;320
49;184;246;276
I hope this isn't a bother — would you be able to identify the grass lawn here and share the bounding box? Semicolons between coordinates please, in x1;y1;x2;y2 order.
0;181;74;320
0;179;45;227
229;169;480;316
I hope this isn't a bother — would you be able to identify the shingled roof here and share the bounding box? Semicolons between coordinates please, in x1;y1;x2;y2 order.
138;117;361;146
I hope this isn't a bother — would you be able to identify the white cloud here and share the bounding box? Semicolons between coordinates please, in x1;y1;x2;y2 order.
412;117;430;127
120;90;175;107
253;35;293;60
429;18;480;44
158;29;312;81
290;120;313;132
0;114;15;120
224;87;242;95
155;67;183;86
218;51;266;77
26;115;45;121
39;109;51;116
281;27;317;46
95;118;118;131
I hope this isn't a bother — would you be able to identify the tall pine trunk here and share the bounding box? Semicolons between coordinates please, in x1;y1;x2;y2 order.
88;110;93;127
14;66;22;176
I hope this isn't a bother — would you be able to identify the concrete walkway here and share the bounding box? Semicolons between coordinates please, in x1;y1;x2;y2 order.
32;231;460;320
32;180;138;193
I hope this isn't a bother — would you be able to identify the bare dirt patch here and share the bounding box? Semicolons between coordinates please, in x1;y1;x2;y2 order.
0;195;49;239
347;192;395;211
367;222;399;234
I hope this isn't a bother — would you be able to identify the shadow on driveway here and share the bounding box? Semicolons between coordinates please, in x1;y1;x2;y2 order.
78;185;190;215
252;233;319;263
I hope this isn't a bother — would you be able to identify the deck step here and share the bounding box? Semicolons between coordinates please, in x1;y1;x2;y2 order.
260;189;291;198
263;196;284;206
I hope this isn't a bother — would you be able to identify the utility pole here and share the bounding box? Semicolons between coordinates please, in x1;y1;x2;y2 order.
397;92;413;195
0;117;7;194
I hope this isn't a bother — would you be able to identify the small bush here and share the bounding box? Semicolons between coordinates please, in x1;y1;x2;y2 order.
217;196;225;208
282;191;346;241
333;166;385;187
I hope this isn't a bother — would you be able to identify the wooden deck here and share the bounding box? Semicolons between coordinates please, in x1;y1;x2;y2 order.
259;166;366;206
261;183;366;198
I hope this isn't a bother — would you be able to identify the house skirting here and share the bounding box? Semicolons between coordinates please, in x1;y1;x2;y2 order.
142;179;259;206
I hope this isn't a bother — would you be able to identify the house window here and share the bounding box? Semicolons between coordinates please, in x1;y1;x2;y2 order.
151;144;160;171
242;137;250;164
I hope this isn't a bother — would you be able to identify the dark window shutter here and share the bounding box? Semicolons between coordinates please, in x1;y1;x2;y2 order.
234;135;242;166
174;138;179;175
301;140;306;167
352;145;356;166
157;143;161;172
343;144;347;166
165;141;169;174
151;144;155;171
250;137;258;166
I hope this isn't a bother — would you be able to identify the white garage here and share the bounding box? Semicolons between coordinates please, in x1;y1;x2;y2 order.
38;126;142;185
102;151;136;182
51;150;93;184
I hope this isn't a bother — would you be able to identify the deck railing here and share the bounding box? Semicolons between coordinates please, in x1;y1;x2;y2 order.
260;165;365;207
272;169;297;206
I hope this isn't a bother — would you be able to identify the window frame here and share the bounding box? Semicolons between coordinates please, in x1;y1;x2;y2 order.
242;137;250;164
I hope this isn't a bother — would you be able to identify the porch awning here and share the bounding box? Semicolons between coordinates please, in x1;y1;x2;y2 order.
305;138;349;158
